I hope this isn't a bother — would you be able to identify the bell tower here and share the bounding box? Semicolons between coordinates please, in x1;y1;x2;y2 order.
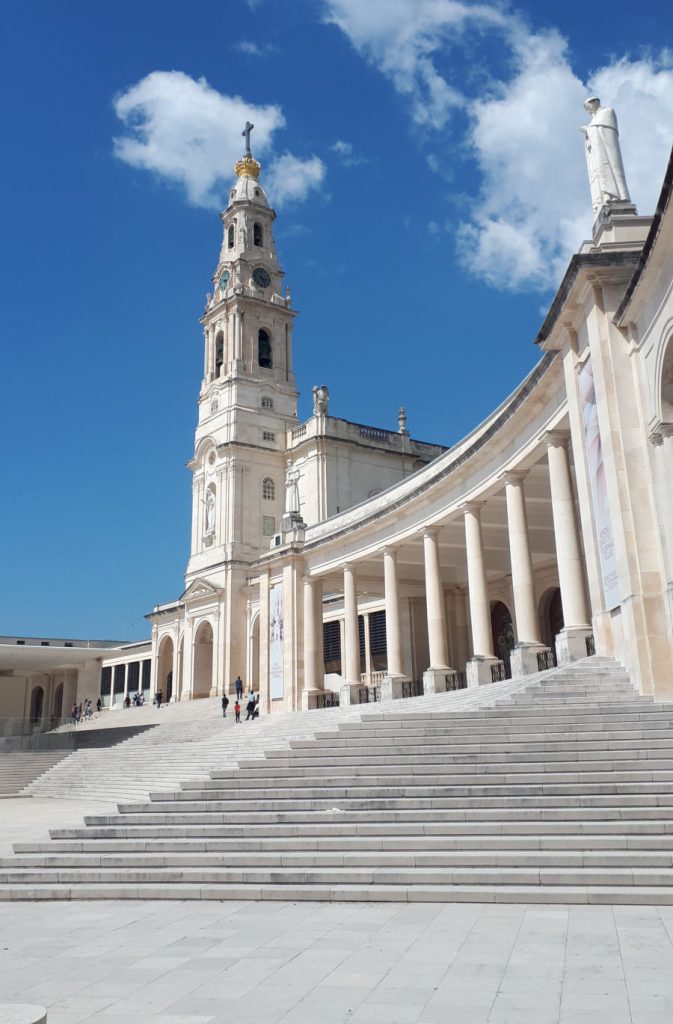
185;125;298;588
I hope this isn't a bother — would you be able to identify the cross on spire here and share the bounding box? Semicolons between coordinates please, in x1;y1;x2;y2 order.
242;121;254;157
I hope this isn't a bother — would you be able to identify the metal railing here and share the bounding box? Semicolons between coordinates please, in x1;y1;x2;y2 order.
445;670;467;691
358;685;381;704
537;649;557;672
491;661;507;683
585;634;596;657
401;680;424;699
314;692;340;709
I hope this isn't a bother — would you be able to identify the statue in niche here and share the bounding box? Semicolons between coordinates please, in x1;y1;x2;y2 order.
285;459;300;514
580;97;631;215
312;384;329;416
238;222;248;248
203;490;215;536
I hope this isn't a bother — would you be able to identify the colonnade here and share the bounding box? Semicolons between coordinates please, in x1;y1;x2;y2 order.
298;432;592;705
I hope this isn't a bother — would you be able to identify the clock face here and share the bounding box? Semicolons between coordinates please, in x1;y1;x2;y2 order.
219;270;230;291
252;267;271;289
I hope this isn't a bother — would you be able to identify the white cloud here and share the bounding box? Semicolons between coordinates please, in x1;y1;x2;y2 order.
113;70;323;210
266;153;326;205
233;40;278;57
322;1;673;292
331;139;366;166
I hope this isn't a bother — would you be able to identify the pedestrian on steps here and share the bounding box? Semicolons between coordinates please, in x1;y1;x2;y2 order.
234;699;241;723
96;697;102;713
245;693;256;721
222;694;229;718
235;675;243;700
156;689;163;709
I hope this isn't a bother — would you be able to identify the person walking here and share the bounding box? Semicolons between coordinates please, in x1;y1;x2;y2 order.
235;676;243;700
96;697;102;713
234;699;241;723
245;692;256;721
71;702;77;725
156;689;163;709
221;694;229;718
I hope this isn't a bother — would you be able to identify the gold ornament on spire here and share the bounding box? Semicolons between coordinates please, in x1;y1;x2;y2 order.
235;120;261;179
235;154;261;179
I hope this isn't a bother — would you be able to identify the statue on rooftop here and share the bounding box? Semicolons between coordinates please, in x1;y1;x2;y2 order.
580;97;631;215
312;384;329;416
285;459;300;514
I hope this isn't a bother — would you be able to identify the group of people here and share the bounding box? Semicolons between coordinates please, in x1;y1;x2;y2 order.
122;691;148;708
70;698;101;724
222;675;259;723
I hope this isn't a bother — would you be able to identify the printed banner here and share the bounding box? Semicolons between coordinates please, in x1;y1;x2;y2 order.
269;583;284;699
579;358;620;611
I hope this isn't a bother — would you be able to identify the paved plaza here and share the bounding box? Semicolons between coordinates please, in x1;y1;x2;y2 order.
2;886;673;1022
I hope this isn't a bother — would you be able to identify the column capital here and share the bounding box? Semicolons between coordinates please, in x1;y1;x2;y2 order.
459;500;484;516
500;469;528;486
650;430;664;447
420;525;441;540
543;428;570;447
381;544;398;558
658;423;673;440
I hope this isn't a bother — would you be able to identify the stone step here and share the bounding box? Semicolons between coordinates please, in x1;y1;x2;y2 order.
1;881;672;905
18;832;673;853
3;864;673;888
8;848;673;869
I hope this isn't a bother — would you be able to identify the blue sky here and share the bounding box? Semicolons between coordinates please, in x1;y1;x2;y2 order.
2;0;672;641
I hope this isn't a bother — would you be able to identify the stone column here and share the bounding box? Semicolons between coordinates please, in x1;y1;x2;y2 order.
503;472;549;677
422;527;452;694
340;564;362;705
381;547;406;700
301;575;319;709
545;431;591;664
383;547;404;677
463;503;499;686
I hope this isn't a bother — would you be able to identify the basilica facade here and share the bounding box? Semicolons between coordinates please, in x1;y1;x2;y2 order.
4;109;673;731
145;118;673;712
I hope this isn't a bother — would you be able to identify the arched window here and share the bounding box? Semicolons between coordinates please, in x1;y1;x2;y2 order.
253;222;263;247
262;477;275;501
228;224;235;249
258;329;272;369
261;396;273;410
215;331;224;376
29;685;44;727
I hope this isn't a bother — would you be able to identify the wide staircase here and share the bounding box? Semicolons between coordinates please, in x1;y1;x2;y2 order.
0;752;70;796
4;657;673;904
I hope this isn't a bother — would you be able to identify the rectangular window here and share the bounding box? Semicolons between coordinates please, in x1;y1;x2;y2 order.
369;610;387;671
141;660;151;692
127;661;140;693
112;664;125;705
262;431;276;443
358;614;366;674
262;515;275;537
100;666;112;696
323;620;341;675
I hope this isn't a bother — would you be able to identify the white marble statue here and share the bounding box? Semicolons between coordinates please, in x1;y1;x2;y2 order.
312;384;329;416
204;490;215;535
580;97;631;215
285;459;300;514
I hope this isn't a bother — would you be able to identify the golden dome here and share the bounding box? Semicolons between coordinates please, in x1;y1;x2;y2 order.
235;154;261;180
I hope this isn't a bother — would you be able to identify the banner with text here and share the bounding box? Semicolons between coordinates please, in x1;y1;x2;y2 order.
579;358;621;611
269;583;284;699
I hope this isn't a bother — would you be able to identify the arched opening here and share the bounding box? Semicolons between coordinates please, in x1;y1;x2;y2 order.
253;222;263;247
29;685;44;728
228;224;235;249
176;635;184;702
491;601;515;678
661;334;673;423
52;682;64;722
157;636;174;703
258;329;272;369
193;620;214;699
539;587;564;652
262;477;275;501
251;613;260;692
166;671;173;704
215;331;224;377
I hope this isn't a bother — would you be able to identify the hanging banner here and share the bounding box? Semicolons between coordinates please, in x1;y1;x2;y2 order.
579;358;621;610
269;583;284;699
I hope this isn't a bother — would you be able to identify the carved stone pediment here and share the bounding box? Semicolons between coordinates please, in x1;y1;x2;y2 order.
180;578;221;603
